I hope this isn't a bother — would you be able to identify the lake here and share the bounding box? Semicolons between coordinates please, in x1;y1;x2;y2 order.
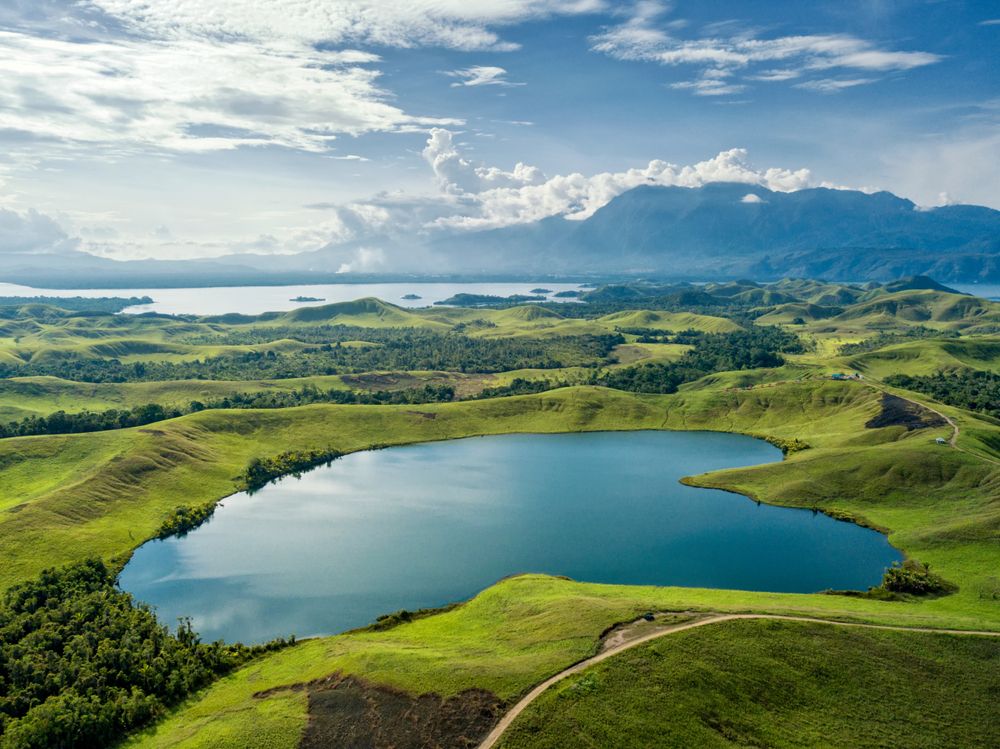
0;281;585;315
119;432;901;644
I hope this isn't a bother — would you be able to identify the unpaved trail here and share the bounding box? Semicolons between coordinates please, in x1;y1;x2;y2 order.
477;613;1000;749
886;389;1000;466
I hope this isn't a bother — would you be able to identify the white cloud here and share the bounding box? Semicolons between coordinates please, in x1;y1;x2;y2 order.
750;68;801;82
87;0;606;51
0;0;603;156
422;128;545;193
0;31;459;153
670;69;746;96
423;132;813;229
794;77;876;93
337;246;387;273
880;126;1000;210
591;2;941;95
0;206;77;253
446;66;524;87
741;193;764;203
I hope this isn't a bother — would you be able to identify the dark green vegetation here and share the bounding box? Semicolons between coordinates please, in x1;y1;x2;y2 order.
497;618;1000;749
240;448;344;492
434;293;546;306
887;370;1000;419
0;297;152;313
880;560;956;597
0;560;283;749
595;326;802;393
155;505;217;539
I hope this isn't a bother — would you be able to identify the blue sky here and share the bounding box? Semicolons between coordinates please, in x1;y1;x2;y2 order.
0;1;997;263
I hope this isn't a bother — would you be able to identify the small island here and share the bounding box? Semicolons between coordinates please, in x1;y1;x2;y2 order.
530;287;553;294
434;293;546;307
290;296;325;302
401;293;422;300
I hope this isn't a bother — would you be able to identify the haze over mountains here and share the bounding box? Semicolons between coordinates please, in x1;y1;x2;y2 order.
2;183;998;288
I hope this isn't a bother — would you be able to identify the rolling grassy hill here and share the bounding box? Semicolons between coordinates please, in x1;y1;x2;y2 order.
840;338;1000;379
495;618;999;749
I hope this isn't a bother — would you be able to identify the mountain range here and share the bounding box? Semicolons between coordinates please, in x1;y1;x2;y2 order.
2;183;998;287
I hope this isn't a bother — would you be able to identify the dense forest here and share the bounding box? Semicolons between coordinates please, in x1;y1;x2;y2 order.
0;332;623;383
886;371;1000;420
595;326;803;394
0;560;285;749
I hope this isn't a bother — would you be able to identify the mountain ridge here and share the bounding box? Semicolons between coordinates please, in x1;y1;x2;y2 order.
1;183;998;286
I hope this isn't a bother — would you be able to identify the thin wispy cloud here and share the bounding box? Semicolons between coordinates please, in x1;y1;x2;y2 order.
794;78;876;93
446;66;524;87
590;0;941;96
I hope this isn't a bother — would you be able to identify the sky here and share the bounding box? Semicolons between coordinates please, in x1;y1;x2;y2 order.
0;0;997;264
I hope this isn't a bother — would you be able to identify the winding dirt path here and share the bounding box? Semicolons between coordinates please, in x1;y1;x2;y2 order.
477;613;1000;749
884;388;1000;466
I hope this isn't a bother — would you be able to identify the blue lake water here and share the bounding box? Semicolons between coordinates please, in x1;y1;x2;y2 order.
0;281;585;316
119;432;902;644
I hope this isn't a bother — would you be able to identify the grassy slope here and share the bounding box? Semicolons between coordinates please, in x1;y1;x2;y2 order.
496;618;1000;749
840;337;1000;378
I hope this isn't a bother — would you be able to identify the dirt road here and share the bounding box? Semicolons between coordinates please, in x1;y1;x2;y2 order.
477;613;1000;749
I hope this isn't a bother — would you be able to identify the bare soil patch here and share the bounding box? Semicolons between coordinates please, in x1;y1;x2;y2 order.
299;674;503;749
866;393;947;431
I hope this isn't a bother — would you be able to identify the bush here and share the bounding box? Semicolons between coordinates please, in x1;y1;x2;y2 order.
881;560;955;596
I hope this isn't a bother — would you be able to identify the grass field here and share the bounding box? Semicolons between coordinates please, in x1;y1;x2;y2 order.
496;618;1000;749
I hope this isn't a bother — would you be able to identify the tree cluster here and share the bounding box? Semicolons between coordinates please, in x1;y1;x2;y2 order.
885;370;1000;419
0;560;284;749
594;326;802;394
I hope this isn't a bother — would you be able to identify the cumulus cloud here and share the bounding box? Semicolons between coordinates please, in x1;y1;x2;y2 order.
422;131;813;229
741;193;764;203
446;66;524;87
0;207;77;253
422;128;545;193
590;1;940;95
